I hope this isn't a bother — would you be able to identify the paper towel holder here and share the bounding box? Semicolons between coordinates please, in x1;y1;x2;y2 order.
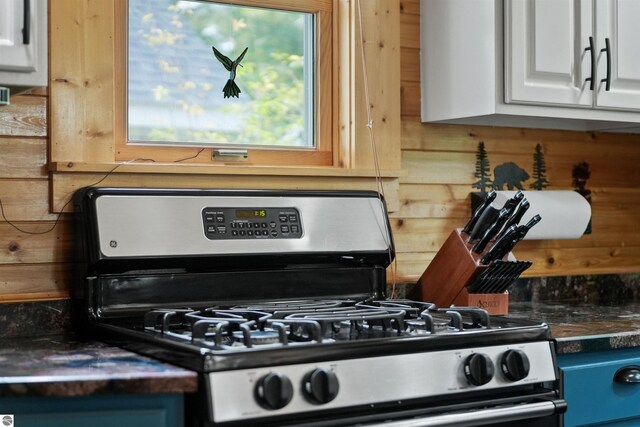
469;190;592;239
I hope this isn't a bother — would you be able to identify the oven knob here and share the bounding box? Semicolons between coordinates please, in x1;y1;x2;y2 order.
463;353;495;386
303;368;339;404
500;349;530;382
255;372;294;410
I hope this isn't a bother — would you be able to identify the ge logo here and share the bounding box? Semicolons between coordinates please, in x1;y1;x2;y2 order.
2;415;14;426
110;240;118;248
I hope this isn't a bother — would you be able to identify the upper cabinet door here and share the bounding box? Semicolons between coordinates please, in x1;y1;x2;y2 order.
595;0;640;110
0;0;47;88
0;0;36;72
505;0;593;107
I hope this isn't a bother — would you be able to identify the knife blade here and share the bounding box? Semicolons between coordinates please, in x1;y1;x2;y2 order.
479;225;518;265
496;198;530;241
462;190;497;234
472;207;511;254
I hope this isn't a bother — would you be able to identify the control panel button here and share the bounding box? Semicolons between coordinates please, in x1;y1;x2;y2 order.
464;353;495;386
500;350;530;382
255;373;294;410
203;207;301;240
303;368;339;405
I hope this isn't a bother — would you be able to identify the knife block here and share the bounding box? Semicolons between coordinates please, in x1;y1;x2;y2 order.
409;228;522;315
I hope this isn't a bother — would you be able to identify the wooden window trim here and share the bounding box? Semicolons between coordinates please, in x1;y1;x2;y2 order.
49;0;402;210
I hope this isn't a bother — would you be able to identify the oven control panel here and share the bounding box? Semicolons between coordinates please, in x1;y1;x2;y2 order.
202;207;303;240
207;341;559;423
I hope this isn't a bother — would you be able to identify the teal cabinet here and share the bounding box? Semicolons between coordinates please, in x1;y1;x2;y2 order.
558;348;640;426
0;393;183;427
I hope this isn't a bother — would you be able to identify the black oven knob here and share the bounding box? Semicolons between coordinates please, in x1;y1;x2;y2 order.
463;353;495;386
500;349;530;382
255;372;294;410
303;368;339;404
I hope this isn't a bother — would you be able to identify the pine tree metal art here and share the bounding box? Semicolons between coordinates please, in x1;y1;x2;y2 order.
211;46;249;98
530;143;550;190
472;141;493;193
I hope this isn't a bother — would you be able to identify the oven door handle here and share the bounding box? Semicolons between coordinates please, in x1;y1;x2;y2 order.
361;400;565;427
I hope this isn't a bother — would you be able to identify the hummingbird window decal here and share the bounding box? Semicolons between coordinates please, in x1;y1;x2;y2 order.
211;45;248;98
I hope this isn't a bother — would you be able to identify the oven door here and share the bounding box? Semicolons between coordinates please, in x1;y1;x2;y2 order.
284;398;567;427
193;392;566;427
347;399;565;427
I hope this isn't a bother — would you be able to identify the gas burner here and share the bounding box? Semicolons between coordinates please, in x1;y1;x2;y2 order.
232;329;281;345
404;307;492;335
232;300;356;316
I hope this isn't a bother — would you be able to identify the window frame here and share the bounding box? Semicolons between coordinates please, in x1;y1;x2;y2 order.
49;0;402;213
115;0;335;166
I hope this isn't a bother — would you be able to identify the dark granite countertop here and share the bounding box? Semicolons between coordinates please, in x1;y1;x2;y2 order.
508;301;640;355
0;334;198;397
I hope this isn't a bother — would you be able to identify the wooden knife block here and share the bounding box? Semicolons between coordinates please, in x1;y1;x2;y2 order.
409;228;510;315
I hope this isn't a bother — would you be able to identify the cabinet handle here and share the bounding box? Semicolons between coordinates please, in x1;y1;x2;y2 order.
22;0;30;45
584;36;595;90
614;366;640;383
600;37;611;91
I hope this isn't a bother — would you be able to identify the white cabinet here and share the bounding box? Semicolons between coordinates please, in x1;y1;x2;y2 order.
594;0;640;110
420;0;640;132
505;0;593;108
506;0;640;112
0;0;47;91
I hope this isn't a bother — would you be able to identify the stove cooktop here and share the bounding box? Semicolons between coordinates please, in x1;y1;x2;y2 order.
94;298;553;373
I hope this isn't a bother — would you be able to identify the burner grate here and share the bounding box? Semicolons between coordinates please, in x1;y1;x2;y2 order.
140;301;496;350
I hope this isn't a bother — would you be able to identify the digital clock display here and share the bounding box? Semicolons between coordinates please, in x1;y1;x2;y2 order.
236;209;267;219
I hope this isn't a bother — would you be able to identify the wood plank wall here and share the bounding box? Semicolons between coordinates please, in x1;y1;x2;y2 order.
0;1;639;302
393;0;640;281
0;88;71;301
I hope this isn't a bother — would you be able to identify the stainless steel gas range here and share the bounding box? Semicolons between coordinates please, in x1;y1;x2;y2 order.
73;187;566;427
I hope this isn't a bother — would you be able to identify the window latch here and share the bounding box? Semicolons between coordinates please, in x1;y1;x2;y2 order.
212;149;248;162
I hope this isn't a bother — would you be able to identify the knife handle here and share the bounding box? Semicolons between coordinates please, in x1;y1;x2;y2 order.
472;208;510;254
496;199;530;240
462;190;497;234
467;206;499;243
501;190;525;214
479;225;518;264
524;214;542;229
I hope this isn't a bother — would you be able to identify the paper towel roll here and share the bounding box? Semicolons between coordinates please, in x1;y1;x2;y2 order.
493;191;591;240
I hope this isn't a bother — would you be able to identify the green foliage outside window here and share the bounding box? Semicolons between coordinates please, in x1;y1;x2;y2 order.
128;0;313;148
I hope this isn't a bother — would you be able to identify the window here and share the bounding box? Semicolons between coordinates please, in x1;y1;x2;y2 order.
117;0;333;166
127;0;314;149
49;0;401;187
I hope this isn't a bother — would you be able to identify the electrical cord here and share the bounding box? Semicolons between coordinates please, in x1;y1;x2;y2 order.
0;148;206;235
356;0;398;298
